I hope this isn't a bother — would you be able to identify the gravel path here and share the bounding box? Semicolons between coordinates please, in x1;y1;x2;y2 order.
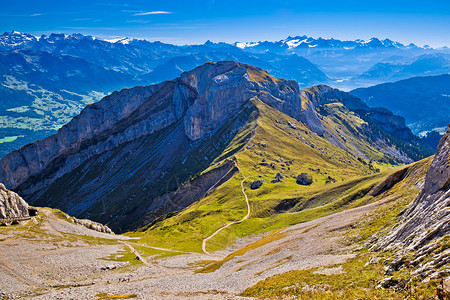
202;162;251;255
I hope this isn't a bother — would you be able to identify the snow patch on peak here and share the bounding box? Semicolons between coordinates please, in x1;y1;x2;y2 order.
235;42;260;49
286;39;307;49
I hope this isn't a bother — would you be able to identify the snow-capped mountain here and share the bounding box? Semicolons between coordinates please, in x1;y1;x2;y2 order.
0;31;426;53
233;35;418;52
0;31;38;50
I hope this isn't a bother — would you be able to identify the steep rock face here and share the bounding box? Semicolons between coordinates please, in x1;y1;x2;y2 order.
0;82;169;191
0;183;29;219
0;62;301;193
304;85;414;141
160;61;302;142
376;124;450;251
369;125;450;284
299;85;430;163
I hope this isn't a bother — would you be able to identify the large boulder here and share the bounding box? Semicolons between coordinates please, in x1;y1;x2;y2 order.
297;173;313;185
250;179;265;189
0;183;30;219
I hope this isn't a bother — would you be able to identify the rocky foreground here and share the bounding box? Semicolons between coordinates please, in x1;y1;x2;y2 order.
0;195;397;299
371;124;450;292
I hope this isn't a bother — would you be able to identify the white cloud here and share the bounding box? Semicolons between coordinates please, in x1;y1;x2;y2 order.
133;11;172;16
126;20;150;24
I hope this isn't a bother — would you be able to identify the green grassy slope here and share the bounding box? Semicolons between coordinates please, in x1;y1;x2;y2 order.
130;97;400;252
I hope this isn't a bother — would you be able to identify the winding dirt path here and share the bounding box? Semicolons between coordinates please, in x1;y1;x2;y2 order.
201;163;251;255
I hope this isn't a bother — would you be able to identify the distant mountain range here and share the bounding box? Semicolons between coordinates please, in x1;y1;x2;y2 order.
351;74;450;136
233;36;422;52
358;53;450;82
0;31;448;157
2;31;443;56
1;31;447;84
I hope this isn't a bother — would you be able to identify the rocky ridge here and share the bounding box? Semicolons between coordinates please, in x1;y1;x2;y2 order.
372;124;450;284
0;62;295;193
375;124;450;250
300;85;429;162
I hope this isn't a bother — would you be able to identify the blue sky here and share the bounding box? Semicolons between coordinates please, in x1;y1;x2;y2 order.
1;0;449;47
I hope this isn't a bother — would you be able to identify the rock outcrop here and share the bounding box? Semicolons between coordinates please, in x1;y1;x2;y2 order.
375;124;450;251
373;124;450;283
300;85;429;163
0;183;30;219
73;218;114;234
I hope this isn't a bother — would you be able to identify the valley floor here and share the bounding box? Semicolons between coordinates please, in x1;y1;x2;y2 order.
1;197;396;299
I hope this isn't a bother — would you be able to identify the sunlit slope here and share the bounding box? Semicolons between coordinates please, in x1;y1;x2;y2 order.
133;97;395;252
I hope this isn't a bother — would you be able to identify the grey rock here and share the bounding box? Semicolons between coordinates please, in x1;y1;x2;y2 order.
297;173;313;185
0;183;30;219
271;172;284;183
250;179;265;189
389;257;405;271
437;276;450;299
287;121;296;129
444;276;450;293
73;218;114;234
384;266;394;276
376;277;397;288
374;124;450;252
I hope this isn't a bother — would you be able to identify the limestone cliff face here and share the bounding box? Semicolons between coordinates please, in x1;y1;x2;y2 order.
376;124;450;251
0;183;29;219
181;63;305;141
0;62;306;195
